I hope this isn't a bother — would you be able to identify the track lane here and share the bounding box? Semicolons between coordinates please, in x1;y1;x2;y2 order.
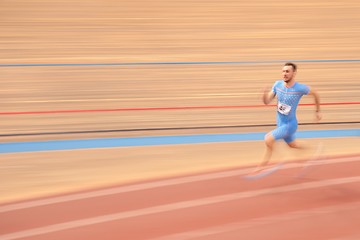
153;201;360;240
1;154;360;240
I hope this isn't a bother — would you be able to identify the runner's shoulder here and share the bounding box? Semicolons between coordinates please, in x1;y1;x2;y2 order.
295;82;310;94
272;80;283;91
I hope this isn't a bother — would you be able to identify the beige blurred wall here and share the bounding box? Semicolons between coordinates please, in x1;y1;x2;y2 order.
1;0;359;138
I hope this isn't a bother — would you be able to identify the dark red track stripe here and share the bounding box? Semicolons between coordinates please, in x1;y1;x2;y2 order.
1;102;359;115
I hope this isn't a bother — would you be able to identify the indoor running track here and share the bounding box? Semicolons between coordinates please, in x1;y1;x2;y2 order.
1;154;360;240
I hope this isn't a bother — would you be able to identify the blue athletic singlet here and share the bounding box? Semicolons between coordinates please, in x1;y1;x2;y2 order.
270;80;310;143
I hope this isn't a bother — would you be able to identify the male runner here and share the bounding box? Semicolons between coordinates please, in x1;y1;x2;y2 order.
259;62;322;169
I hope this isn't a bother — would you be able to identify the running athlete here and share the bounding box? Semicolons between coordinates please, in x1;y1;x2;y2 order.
258;62;321;169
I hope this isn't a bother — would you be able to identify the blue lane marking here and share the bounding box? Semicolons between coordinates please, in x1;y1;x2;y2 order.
1;59;360;68
0;129;358;154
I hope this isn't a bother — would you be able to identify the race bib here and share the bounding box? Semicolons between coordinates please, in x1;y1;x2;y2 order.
277;102;291;115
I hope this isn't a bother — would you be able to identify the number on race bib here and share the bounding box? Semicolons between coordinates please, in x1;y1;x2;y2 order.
277;102;291;115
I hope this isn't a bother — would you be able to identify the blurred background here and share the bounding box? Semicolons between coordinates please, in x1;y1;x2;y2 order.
0;0;359;203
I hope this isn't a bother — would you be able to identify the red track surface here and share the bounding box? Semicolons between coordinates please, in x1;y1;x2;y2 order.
1;154;360;240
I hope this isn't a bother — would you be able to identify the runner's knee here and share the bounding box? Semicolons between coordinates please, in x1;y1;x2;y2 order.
287;141;304;149
265;133;275;148
287;141;298;148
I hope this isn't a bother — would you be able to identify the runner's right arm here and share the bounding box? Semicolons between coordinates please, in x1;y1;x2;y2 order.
262;87;276;105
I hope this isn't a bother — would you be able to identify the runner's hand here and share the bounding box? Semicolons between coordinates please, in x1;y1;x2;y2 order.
315;111;322;122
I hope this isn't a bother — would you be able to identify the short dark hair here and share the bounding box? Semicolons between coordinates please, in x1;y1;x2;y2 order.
284;62;297;72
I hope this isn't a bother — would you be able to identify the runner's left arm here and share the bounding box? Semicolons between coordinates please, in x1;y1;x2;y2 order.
308;88;322;122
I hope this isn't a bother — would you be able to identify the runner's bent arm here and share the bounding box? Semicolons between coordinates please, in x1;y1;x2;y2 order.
308;88;322;121
262;88;276;105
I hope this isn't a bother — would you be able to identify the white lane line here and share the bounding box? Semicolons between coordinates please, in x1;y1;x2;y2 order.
0;155;358;213
152;201;360;240
1;176;360;240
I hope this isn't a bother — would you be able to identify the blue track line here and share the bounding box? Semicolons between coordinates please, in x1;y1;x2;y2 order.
1;129;358;154
1;59;360;68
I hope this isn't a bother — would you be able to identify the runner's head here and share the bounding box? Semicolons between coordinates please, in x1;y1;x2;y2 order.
282;62;297;83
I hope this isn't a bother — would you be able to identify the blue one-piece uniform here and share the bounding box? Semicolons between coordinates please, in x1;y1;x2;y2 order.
270;80;310;143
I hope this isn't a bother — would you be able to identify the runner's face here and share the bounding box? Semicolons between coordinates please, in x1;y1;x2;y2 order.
282;66;295;82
